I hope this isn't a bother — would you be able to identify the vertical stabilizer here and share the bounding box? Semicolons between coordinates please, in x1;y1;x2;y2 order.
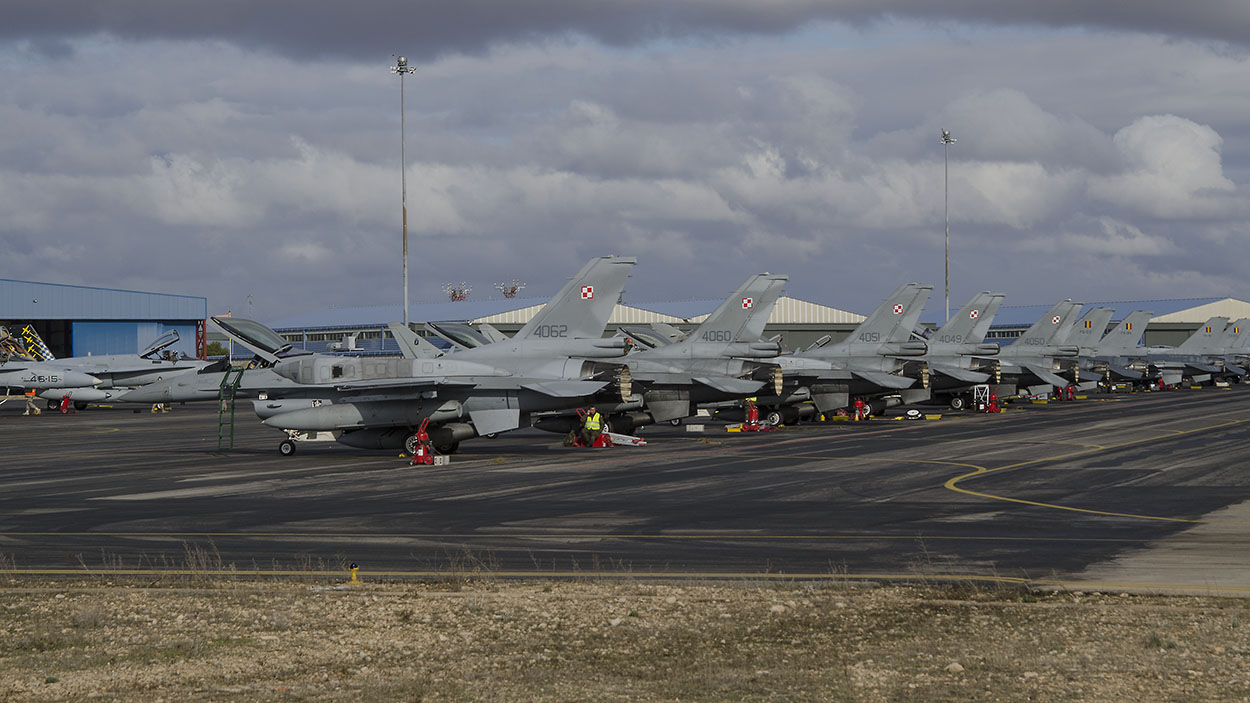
843;284;934;349
19;324;55;361
933;292;997;345
1094;311;1152;355
1063;307;1115;349
1176;317;1229;353
677;273;788;348
1009;300;1081;350
387;322;444;359
514;256;636;341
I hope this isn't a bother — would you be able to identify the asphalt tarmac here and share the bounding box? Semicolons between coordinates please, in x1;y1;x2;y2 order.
2;388;1249;593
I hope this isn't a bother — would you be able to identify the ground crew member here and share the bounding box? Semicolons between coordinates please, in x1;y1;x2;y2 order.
743;396;758;427
23;389;40;416
580;405;603;447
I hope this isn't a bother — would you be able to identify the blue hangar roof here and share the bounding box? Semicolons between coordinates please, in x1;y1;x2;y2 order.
0;279;207;321
267;298;555;331
989;297;1224;327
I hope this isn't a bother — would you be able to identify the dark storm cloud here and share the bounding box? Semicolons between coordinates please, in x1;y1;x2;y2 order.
3;0;1249;60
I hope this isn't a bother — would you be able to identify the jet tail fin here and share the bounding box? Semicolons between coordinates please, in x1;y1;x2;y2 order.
1093;311;1152;356
841;284;933;350
1063;307;1115;349
1008;300;1081;350
18;324;56;361
514;256;636;341
1176;317;1229;353
672;273;788;350
387;322;444;359
933;292;998;345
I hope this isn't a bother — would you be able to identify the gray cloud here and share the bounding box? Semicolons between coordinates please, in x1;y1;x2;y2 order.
1;16;1248;321
3;0;1250;61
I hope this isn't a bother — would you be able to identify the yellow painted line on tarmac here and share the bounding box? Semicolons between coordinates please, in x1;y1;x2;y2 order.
945;417;1250;525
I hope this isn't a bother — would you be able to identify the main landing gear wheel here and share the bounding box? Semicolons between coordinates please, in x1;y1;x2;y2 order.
668;418;682;426
74;401;89;411
46;399;59;411
949;395;967;411
433;441;459;455
279;440;297;456
764;410;783;427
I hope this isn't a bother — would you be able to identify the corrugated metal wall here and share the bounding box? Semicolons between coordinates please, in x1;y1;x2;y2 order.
1;279;206;321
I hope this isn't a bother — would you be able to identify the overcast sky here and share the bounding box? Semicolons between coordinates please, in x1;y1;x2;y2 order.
2;1;1248;322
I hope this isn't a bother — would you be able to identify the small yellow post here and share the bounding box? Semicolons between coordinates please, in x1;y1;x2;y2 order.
348;562;361;585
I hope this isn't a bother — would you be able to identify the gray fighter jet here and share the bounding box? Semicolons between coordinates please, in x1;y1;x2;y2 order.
757;283;933;422
15;325;207;409
907;291;1004;410
991;300;1084;397
529;272;788;434
1070;310;1153;386
123;256;637;455
0;326;101;399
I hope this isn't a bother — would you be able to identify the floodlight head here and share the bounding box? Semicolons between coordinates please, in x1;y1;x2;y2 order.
397;56;408;67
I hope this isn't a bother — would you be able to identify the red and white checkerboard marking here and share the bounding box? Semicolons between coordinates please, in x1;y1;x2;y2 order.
969;309;979;319
742;297;753;309
892;304;904;315
1052;315;1061;324
581;286;594;299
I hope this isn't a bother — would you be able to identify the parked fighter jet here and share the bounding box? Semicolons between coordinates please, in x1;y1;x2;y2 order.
1143;317;1236;386
991;300;1083;397
0;326;101;399
547;272;790;433
756;283;932;423
1070;310;1153;386
123;256;637;455
907;292;1004;410
15;326;207;409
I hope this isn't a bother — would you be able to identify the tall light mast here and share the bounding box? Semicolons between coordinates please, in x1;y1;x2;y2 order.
391;55;417;324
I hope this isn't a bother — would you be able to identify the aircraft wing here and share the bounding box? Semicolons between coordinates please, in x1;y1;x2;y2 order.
1023;364;1069;388
928;364;989;383
692;376;765;394
851;369;916;389
519;380;609;397
331;377;479;393
1105;364;1144;380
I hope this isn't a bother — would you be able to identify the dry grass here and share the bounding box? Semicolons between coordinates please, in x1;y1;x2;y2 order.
2;578;1249;702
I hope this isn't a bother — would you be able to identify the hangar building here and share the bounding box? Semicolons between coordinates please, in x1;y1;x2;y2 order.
0;279;208;359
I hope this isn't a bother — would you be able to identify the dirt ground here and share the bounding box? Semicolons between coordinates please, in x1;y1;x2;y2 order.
2;576;1249;702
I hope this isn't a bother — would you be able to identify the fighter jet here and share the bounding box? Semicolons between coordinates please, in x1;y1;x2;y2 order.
0;326;101;399
990;300;1084;397
530;273;788;434
15;325;207;409
1069;310;1153;387
123;256;637;455
905;291;1004;410
755;283;933;423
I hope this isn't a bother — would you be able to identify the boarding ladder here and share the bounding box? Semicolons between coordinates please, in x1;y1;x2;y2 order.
216;365;246;450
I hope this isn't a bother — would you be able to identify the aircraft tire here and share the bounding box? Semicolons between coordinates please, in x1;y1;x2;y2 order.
669;418;681;426
949;395;967;411
764;410;784;427
46;399;59;411
433;441;459;455
74;401;89;411
279;440;297;456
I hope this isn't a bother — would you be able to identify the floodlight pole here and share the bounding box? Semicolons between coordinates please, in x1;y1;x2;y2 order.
392;56;417;325
941;129;956;324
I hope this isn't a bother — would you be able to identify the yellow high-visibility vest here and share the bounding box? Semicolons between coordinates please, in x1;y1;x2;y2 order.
584;412;602;431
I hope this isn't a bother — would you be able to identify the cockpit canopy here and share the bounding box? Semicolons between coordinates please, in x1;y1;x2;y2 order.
139;330;181;359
